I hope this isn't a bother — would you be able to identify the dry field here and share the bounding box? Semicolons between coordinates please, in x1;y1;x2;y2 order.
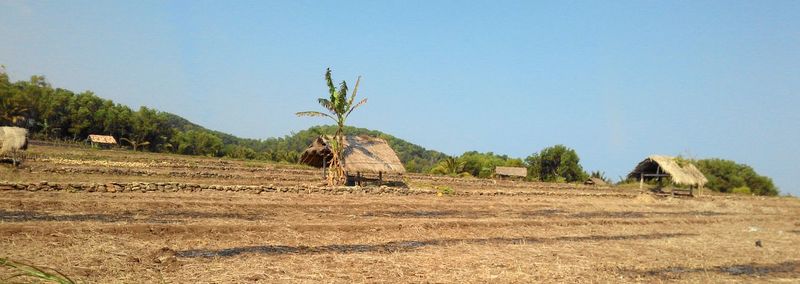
1;143;798;283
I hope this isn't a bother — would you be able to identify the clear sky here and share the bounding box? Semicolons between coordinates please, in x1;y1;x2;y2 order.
2;1;798;195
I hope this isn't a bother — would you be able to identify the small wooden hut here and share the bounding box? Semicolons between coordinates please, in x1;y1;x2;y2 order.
627;155;708;196
300;135;405;185
494;166;527;180
88;134;117;148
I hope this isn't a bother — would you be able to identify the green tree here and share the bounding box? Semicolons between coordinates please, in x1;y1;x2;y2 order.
430;156;465;175
695;158;778;196
456;151;524;178
172;130;223;156
526;145;587;182
296;68;367;185
224;145;257;159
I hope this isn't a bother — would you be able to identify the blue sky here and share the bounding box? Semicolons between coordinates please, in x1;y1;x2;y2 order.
2;1;798;195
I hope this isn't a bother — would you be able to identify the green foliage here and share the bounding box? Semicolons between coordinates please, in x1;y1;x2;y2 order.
435;185;455;195
526;145;587;182
296;68;367;134
224;145;257;160
732;186;752;195
430;156;465;175
0;68;452;172
257;125;449;172
695;158;778;196
171;130;223;157
296;68;368;185
457;151;524;178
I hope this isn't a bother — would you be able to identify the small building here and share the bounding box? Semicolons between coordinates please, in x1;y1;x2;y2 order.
494;166;527;180
584;177;608;186
627;155;708;196
88;134;117;148
300;135;405;185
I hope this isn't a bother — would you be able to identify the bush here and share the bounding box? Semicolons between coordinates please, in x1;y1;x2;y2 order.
526;145;587;182
732;186;752;195
695;158;778;196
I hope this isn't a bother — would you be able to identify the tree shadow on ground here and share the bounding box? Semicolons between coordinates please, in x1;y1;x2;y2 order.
0;209;266;223
361;209;730;219
176;232;696;258
621;261;800;279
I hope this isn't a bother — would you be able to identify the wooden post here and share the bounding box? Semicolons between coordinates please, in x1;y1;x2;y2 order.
656;166;661;183
639;173;644;190
322;156;327;179
379;171;383;186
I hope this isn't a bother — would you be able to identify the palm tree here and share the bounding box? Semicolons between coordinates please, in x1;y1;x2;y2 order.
296;68;367;185
442;157;465;175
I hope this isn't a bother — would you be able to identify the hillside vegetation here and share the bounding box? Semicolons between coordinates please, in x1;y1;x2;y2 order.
0;70;780;195
0;72;448;172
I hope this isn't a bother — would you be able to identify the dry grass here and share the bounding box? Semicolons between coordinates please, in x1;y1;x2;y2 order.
0;144;798;283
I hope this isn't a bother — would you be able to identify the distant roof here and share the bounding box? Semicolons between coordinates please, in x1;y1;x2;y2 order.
300;135;406;174
88;134;117;144
495;166;527;177
628;155;708;187
585;177;608;186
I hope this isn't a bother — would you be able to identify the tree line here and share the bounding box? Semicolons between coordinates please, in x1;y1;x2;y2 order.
0;72;447;170
0;70;779;195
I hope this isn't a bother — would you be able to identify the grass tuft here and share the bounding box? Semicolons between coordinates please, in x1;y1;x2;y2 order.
1;257;75;284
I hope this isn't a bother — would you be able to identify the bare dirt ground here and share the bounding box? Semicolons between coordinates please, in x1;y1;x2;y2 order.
1;144;798;283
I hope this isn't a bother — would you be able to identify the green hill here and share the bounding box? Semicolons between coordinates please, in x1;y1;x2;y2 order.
0;72;447;172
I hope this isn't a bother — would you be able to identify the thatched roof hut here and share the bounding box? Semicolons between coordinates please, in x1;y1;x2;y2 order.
88;134;117;145
300;135;405;174
627;155;708;187
494;166;527;178
584;177;608;186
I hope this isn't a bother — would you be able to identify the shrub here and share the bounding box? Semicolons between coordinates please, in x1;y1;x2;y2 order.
732;186;752;195
695;158;778;196
435;186;455;196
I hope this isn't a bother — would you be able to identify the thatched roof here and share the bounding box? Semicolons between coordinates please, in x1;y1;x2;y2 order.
495;166;527;177
628;155;708;187
0;126;28;153
585;177;608;186
88;134;117;144
300;135;406;174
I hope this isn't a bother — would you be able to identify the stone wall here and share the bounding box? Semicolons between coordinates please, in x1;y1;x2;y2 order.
0;181;428;195
0;180;633;197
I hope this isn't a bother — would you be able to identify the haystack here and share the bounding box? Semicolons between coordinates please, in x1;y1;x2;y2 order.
628;155;707;196
494;166;527;179
0;126;28;154
300;135;406;175
0;126;29;166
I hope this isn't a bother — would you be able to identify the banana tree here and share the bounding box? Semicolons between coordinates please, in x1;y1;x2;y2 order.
296;68;367;186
